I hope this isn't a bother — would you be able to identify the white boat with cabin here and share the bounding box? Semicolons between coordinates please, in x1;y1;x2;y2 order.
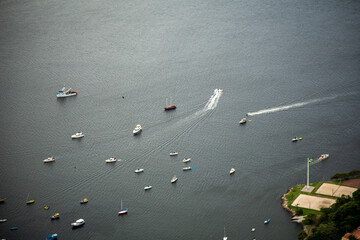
183;158;191;163
71;132;84;139
43;156;56;163
71;218;85;228
171;176;178;183
170;152;178;156
318;153;329;161
144;185;152;190
230;168;235;174
239;118;247;124
133;124;142;135
105;157;117;163
135;168;144;173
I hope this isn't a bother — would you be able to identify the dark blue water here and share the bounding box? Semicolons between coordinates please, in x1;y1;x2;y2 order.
1;0;360;239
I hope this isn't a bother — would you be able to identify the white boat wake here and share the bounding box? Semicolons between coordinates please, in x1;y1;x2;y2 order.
247;95;338;116
203;89;223;111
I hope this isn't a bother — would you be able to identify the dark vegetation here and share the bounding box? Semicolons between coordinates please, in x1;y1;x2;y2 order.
331;170;360;181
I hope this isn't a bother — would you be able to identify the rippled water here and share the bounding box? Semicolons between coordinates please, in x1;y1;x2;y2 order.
1;0;360;239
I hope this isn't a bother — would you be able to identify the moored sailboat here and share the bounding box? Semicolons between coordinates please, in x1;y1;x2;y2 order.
164;97;176;111
118;200;128;215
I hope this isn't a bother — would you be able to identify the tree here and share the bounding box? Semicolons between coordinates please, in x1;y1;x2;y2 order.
297;230;307;240
308;223;338;240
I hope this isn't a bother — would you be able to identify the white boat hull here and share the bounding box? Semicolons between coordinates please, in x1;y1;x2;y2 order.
57;93;77;98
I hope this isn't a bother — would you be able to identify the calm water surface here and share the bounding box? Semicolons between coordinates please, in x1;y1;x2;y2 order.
1;0;360;239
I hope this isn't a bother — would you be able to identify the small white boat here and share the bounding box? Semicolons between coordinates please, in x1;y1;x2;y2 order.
0;219;7;223
71;132;84;139
183;166;192;171
133;124;142;135
318;153;329;161
71;218;85;228
105;157;117;163
183;158;191;163
251;227;255;232
144;185;152;190
170;152;178;156
135;168;144;173
43;156;55;163
171;176;178;183
239;118;247;124
230;168;235;175
56;87;78;98
292;137;302;142
264;218;270;224
118;200;128;215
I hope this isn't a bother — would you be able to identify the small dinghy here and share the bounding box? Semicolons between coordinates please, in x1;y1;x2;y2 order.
105;157;117;163
135;169;144;173
71;132;84;139
239;118;247;124
170;152;178;156
47;233;58;239
144;185;152;190
230;168;235;175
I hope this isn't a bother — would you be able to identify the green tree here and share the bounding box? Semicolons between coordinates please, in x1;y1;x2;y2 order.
308;223;338;240
297;230;307;240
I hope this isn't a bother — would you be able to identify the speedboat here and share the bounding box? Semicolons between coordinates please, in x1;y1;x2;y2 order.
144;185;152;190
71;218;85;228
43;156;55;163
51;213;60;220
230;168;235;175
170;152;178;156
0;219;7;223
292;137;302;142
118;200;128;215
133;124;142;135
264;219;270;224
47;233;58;240
183;158;191;163
105;157;117;163
135;168;144;173
183;166;192;171
56;87;78;98
71;132;84;139
80;198;88;204
171;176;178;183
318;153;329;161
239;118;247;124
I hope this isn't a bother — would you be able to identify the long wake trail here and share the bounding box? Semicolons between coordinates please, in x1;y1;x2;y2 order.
247;95;338;116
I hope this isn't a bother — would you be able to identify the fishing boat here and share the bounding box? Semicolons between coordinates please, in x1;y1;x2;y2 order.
170;152;178;156
43;156;56;163
223;226;228;240
133;124;142;135
71;132;84;139
164;97;176;111
71;218;85;228
171;176;178;183
264;218;270;224
118;200;128;215
80;198;88;204
0;219;7;223
183;166;192;171
26;193;35;204
105;157;117;163
56;87;78;98
47;233;58;240
51;213;60;220
239;118;247;124
318;153;329;161
135;168;144;173
183;158;191;163
144;185;152;190
230;168;235;175
291;137;302;142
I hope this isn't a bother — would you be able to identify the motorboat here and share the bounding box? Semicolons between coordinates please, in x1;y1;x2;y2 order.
71;218;85;228
10;227;18;230
0;219;7;223
135;168;144;173
80;198;88;204
164;97;176;111
251;227;255;232
239;118;247;124
43;156;56;163
264;219;270;224
183;166;192;171
71;132;84;139
292;137;302;142
170;152;179;156
56;87;78;98
144;185;152;190
318;153;329;160
105;157;117;163
51;213;60;220
47;233;58;240
133;124;142;135
26;200;35;204
171;176;178;183
118;200;128;215
44;206;49;210
230;168;235;175
183;158;191;163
